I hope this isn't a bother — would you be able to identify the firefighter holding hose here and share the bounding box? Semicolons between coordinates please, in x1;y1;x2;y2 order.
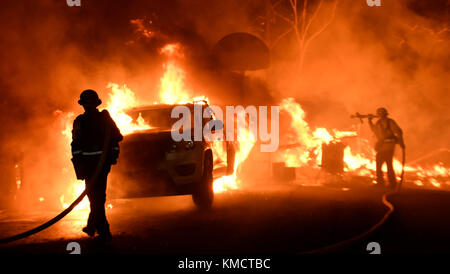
71;89;123;241
368;107;405;189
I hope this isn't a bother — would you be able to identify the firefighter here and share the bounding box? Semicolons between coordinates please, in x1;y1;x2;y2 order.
71;89;123;241
368;107;405;189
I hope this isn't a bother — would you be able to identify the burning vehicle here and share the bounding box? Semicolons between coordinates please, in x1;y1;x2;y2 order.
108;101;233;209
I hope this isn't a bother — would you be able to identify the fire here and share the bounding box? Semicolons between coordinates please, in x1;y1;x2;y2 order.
158;43;194;104
105;83;152;135
160;43;182;57
278;98;353;168
279;98;450;188
343;146;375;173
60;179;89;210
56;42;448;211
156;43;252;192
159;60;191;104
213;125;257;193
58;111;88;211
57;42;249;212
313;128;333;145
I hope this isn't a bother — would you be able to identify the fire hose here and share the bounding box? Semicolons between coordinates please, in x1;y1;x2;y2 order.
303;145;406;254
0;123;112;245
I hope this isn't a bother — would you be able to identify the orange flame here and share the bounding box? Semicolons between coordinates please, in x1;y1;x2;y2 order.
213;125;256;193
58;42;249;212
279;98;450;188
105;83;152;135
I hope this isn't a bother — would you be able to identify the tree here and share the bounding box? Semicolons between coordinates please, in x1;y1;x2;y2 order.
261;0;339;71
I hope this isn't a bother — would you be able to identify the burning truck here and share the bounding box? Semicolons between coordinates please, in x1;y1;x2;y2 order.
107;102;234;209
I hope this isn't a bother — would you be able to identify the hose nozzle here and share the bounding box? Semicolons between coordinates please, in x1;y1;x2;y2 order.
351;112;378;123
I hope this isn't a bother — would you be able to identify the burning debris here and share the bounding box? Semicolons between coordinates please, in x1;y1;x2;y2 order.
276;98;449;187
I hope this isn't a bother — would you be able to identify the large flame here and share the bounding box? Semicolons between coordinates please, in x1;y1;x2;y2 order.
58;43;240;211
57;45;448;212
278;98;450;187
105;83;152;135
157;43;250;192
158;43;207;104
213;124;257;193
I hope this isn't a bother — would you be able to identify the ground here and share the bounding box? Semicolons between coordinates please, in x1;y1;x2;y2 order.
0;179;449;254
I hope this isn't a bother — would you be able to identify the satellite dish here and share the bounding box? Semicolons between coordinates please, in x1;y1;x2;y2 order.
212;32;270;71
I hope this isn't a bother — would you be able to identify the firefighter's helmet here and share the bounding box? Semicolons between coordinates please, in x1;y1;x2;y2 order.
78;89;102;106
376;107;388;117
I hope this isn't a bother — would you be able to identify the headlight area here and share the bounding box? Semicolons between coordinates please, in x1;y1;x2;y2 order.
166;141;201;177
169;140;196;153
185;140;195;150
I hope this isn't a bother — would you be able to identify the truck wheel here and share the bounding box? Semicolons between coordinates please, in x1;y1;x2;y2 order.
193;151;214;210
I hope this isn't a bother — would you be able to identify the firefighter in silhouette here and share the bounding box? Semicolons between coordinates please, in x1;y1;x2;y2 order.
71;89;123;241
368;107;405;189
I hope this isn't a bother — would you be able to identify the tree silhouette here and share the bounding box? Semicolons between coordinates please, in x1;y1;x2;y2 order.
261;0;339;71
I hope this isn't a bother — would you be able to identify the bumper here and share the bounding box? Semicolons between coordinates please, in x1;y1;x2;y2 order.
109;143;204;198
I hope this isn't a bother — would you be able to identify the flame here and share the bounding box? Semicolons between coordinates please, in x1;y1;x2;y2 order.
279;98;450;188
157;43;253;192
343;146;375;172
104;83;152;135
213;126;256;193
313;128;334;145
160;43;183;57
159;61;191;104
57;111;88;211
430;178;441;188
278;98;346;168
56;41;449;214
158;43;192;104
157;44;210;105
61;179;90;210
57;42;239;212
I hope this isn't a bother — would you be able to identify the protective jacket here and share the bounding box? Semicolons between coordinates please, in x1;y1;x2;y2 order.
71;109;123;180
370;118;404;150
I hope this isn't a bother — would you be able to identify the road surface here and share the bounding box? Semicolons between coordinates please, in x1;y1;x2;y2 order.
0;179;449;254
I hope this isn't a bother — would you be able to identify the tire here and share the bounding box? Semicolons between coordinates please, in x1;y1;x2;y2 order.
193;151;214;210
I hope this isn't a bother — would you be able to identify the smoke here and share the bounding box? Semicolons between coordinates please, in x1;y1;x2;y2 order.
265;0;449;161
0;0;164;209
0;0;255;209
0;0;447;209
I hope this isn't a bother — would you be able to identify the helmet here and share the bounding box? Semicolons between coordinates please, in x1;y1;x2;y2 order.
376;107;388;117
78;89;102;106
